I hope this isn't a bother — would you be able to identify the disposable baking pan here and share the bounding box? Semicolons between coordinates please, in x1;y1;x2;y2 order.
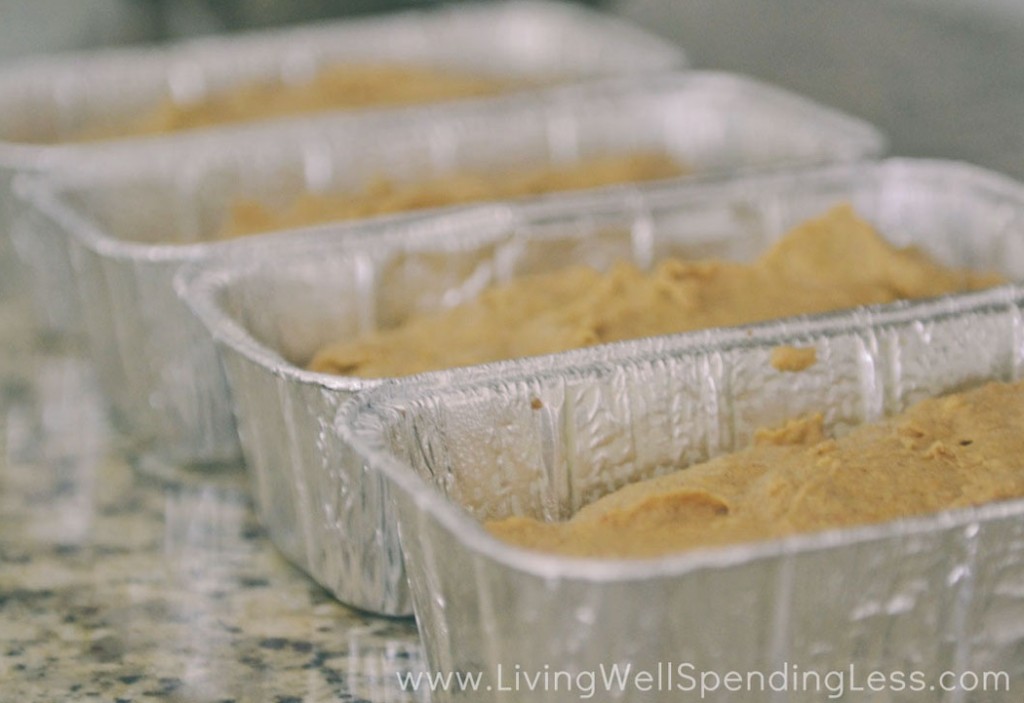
343;287;1024;702
14;71;885;470
341;234;1024;698
0;0;686;333
181;159;1024;618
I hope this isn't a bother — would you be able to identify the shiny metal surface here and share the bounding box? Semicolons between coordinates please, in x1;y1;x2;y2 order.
184;158;1024;623
340;162;1024;701
0;0;684;335
13;70;884;473
0;0;682;146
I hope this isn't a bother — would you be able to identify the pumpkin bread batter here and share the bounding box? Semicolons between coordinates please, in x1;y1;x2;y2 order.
770;345;817;372
73;63;515;141
486;380;1024;557
218;152;685;238
309;205;1004;377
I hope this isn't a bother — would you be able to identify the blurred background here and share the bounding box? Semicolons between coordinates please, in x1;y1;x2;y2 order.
0;0;607;55
1;0;1022;178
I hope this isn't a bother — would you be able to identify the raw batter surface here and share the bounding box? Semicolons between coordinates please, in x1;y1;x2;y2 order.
73;63;514;141
218;153;685;237
309;205;1003;377
487;380;1024;557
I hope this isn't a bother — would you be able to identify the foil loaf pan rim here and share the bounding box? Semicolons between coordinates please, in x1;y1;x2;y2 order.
13;67;889;260
173;156;1020;387
8;67;889;337
180;215;1020;396
339;282;1024;584
0;0;686;164
171;155;1023;426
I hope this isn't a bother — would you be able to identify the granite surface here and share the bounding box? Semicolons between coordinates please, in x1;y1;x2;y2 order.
0;299;425;702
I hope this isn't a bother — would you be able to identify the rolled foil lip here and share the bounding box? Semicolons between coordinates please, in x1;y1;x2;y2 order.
339;282;1024;583
174;155;1022;410
14;69;887;260
176;155;1015;391
0;0;686;162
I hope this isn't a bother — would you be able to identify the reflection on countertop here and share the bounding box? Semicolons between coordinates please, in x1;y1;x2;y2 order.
0;299;424;702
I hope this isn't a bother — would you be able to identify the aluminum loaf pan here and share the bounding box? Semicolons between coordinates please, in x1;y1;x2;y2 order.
339;210;1024;700
14;71;886;470
181;159;1024;620
0;0;685;333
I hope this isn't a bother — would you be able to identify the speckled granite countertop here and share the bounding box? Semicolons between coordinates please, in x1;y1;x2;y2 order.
0;301;424;702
